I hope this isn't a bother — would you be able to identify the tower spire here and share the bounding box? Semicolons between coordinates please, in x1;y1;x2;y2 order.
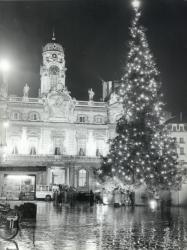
52;28;56;41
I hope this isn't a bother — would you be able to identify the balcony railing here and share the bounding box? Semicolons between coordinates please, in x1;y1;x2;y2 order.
1;154;102;164
8;97;40;103
76;100;106;107
7;97;106;107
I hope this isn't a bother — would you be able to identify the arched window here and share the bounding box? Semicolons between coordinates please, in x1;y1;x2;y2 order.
78;169;87;187
11;112;20;120
29;112;40;121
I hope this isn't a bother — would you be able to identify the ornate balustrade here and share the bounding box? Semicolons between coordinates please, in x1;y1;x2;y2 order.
7;97;106;107
76;100;106;107
1;154;101;165
8;96;41;103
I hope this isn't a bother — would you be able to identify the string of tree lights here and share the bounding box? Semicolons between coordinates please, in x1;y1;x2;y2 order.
97;0;183;191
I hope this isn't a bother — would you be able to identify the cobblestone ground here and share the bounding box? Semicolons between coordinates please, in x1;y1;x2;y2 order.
0;201;187;250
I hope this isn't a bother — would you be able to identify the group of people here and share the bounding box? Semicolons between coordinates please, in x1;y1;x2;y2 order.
53;185;95;205
53;185;77;205
101;187;135;206
52;185;135;207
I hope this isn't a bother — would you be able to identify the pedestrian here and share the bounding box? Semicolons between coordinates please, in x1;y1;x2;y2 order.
129;191;135;206
53;189;58;205
57;185;63;205
64;188;68;203
121;190;126;206
113;187;121;207
89;190;94;206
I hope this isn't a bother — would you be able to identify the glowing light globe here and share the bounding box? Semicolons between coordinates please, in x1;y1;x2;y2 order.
0;59;10;72
132;0;141;9
3;121;9;128
149;199;157;210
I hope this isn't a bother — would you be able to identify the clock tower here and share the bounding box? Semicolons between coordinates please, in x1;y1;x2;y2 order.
40;32;67;96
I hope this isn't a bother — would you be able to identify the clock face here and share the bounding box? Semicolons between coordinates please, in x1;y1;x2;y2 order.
52;53;57;59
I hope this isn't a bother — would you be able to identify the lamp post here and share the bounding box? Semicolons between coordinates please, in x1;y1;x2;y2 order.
0;120;9;163
0;59;11;98
3;120;9;147
132;0;141;9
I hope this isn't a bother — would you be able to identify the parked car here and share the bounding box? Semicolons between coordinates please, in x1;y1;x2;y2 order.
36;185;58;201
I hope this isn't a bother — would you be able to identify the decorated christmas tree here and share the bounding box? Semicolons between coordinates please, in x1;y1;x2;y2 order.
97;0;182;191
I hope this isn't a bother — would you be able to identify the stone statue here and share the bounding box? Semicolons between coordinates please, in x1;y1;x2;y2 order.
109;92;118;104
88;88;95;101
23;83;30;97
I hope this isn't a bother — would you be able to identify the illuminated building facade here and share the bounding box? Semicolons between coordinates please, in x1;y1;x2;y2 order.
0;35;123;199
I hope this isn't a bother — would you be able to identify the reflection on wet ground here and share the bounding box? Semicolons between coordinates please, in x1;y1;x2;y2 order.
0;202;187;250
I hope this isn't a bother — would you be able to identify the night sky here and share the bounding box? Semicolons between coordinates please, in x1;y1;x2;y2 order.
0;0;187;116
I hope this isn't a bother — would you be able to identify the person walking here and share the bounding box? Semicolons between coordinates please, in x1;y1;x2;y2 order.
89;190;94;206
129;191;135;206
113;188;121;207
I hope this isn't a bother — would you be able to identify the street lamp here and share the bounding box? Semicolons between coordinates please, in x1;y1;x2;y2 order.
3;121;9;129
132;0;141;9
0;120;9;162
0;59;11;72
3;120;9;147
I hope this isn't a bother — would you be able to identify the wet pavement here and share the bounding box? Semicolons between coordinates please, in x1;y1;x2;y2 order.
0;201;187;250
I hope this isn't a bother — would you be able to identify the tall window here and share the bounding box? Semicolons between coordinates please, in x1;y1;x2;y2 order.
49;65;60;88
78;169;87;187
79;148;85;156
54;147;61;155
179;125;184;132
12;146;18;155
79;116;86;123
173;126;177;132
12;112;20;120
180;147;184;155
30;146;36;155
77;138;86;156
179;138;184;143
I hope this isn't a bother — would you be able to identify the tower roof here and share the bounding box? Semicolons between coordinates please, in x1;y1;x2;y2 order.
43;32;64;53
